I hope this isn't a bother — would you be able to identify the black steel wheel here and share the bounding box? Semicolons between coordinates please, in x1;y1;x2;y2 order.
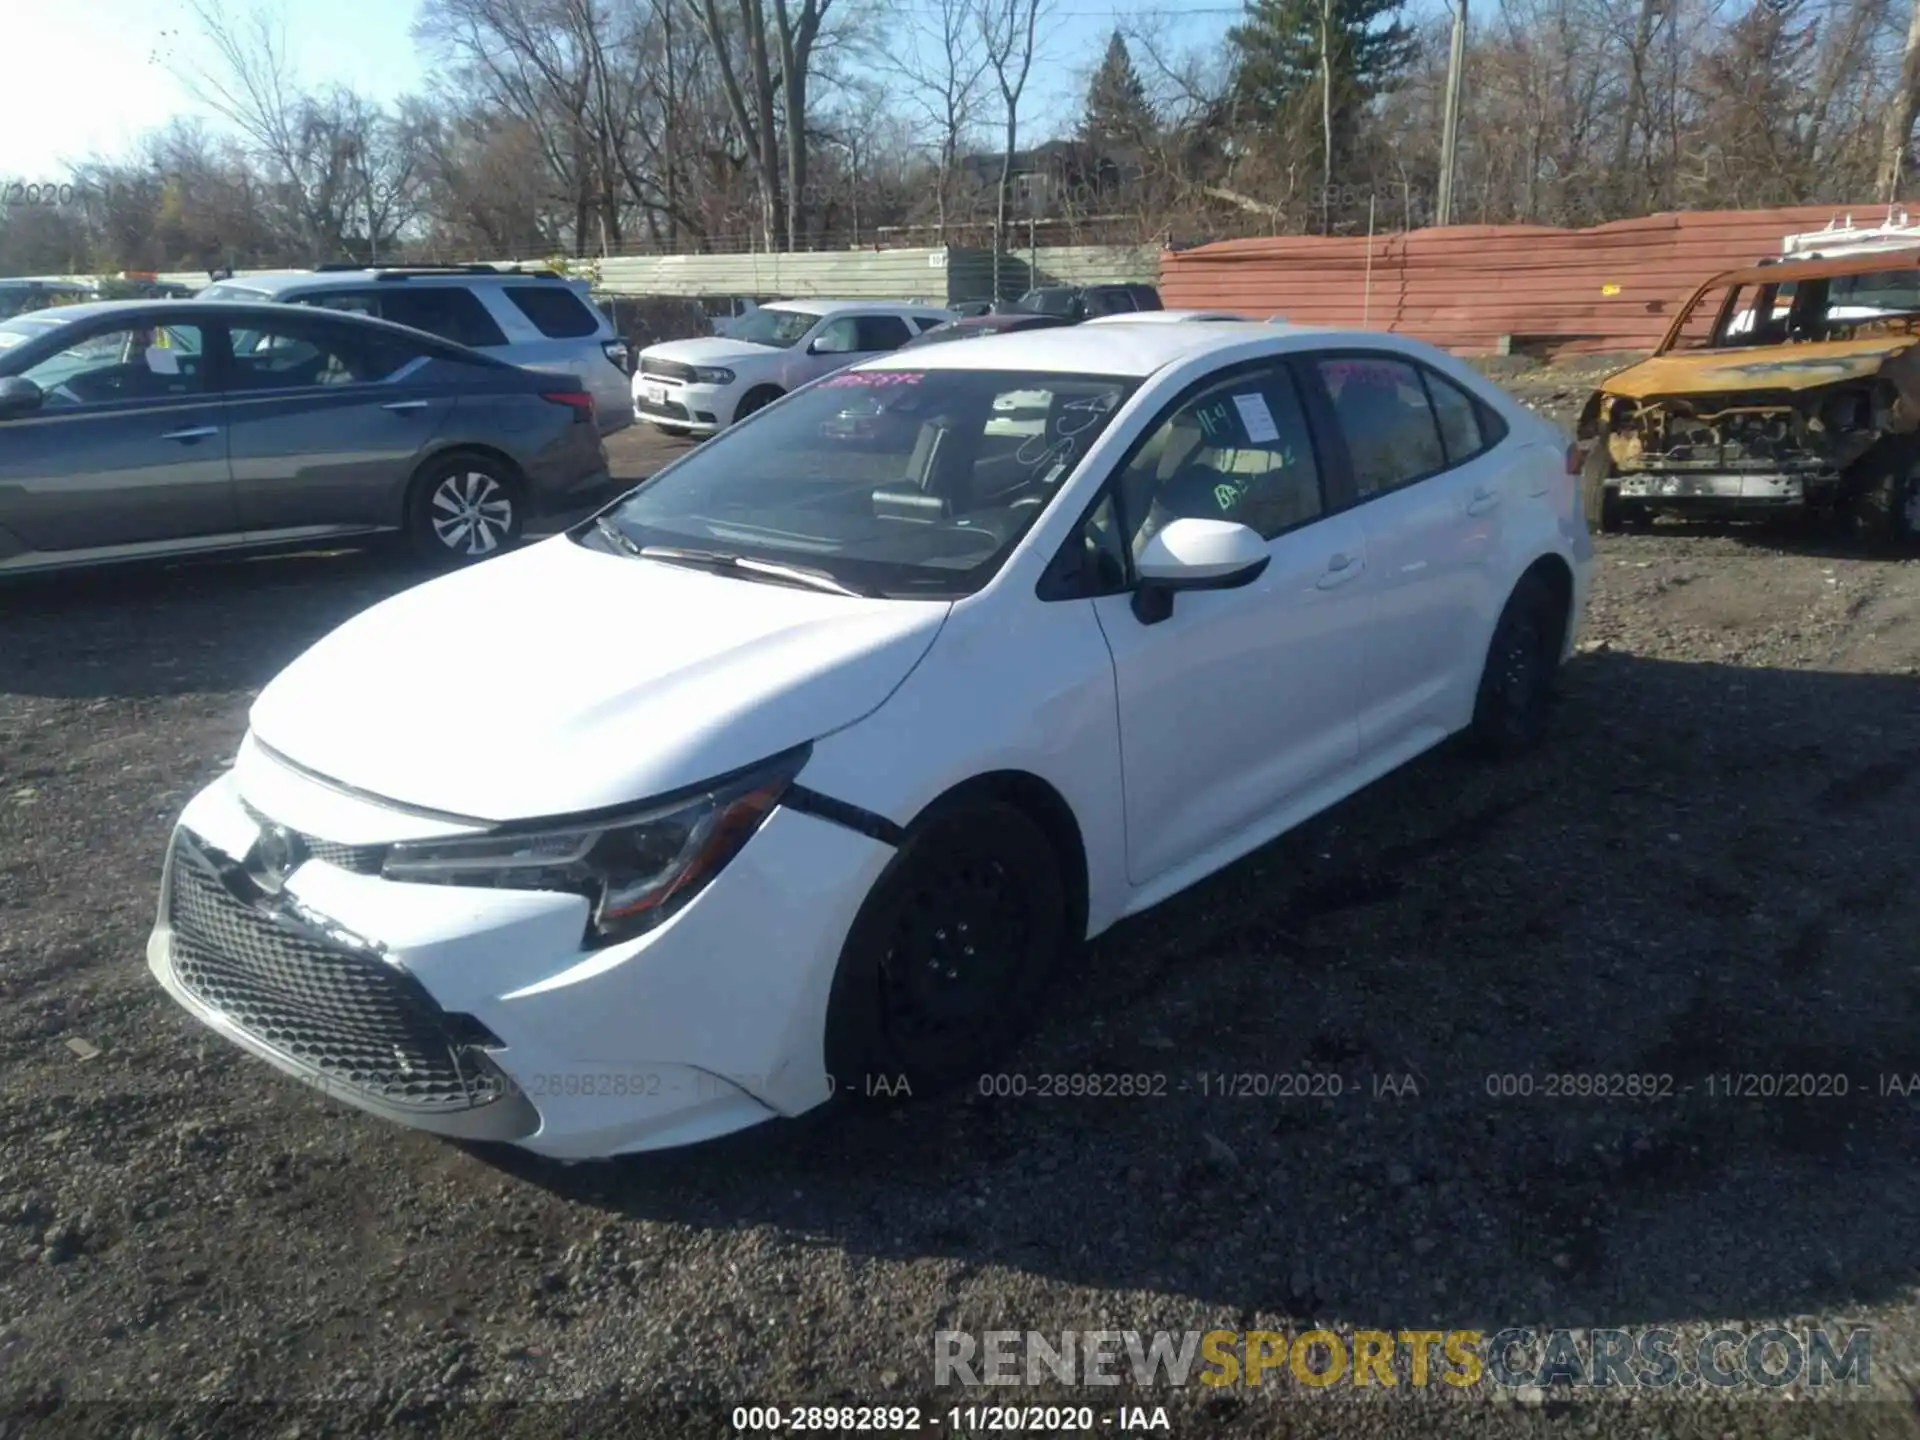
1469;571;1564;759
824;798;1065;1100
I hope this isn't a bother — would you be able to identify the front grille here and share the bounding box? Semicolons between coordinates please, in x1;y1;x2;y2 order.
636;395;692;422
639;357;695;382
239;801;384;875
165;831;505;1113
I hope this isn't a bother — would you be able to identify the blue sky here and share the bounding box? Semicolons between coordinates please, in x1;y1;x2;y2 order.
0;0;1233;182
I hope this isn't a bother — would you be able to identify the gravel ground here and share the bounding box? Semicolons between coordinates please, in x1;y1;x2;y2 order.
5;378;1920;1440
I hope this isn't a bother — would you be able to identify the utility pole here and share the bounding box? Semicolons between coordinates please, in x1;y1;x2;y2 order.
1320;0;1333;235
1435;0;1467;226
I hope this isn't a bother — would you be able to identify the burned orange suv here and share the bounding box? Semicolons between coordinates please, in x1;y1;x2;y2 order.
1575;249;1920;544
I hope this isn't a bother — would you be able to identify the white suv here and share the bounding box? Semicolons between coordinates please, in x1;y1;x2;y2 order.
199;266;635;436
634;298;955;435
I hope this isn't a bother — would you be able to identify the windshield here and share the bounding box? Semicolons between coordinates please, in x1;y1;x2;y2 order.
596;366;1139;598
0;316;60;352
1667;265;1920;350
1015;289;1078;317
199;283;272;301
729;305;817;348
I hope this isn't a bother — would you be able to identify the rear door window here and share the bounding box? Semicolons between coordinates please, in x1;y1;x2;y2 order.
854;315;914;352
376;288;510;349
296;290;382;319
1312;354;1448;496
225;316;429;391
503;284;602;339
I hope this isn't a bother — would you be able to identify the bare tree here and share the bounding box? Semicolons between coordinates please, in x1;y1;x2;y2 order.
179;0;420;261
976;0;1048;295
878;0;990;239
1879;0;1920;199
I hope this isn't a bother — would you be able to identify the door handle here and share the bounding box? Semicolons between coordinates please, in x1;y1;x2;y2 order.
381;399;430;412
1317;552;1364;589
1466;486;1502;516
161;425;219;441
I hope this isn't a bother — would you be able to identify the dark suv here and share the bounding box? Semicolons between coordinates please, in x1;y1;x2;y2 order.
1010;283;1164;322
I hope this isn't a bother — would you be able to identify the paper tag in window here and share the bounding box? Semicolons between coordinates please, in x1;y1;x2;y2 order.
1231;392;1279;443
145;345;180;375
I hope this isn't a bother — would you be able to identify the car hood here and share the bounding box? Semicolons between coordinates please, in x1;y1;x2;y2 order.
247;537;950;823
1598;336;1920;399
640;336;785;367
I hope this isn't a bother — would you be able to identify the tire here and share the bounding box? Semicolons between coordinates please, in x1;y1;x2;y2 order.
1841;442;1920;551
1580;440;1637;533
405;452;525;565
733;386;782;425
1469;571;1564;760
823;798;1067;1102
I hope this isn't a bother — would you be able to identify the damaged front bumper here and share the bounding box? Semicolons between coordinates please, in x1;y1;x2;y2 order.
1613;466;1838;511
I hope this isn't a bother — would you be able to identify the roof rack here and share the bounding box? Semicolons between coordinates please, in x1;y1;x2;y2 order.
302;263;565;281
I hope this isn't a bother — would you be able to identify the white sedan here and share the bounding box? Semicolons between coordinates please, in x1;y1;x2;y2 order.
147;323;1593;1159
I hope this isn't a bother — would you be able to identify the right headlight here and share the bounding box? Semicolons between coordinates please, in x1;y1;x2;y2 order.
692;366;736;385
381;746;807;945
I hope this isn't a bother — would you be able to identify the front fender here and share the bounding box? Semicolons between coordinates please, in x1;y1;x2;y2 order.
1575;389;1608;442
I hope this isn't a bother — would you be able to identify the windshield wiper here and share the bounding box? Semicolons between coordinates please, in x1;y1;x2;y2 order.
638;544;872;598
592;515;646;558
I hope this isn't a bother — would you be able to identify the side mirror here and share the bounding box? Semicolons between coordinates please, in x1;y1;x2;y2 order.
810;337;848;356
0;377;44;419
1131;517;1270;625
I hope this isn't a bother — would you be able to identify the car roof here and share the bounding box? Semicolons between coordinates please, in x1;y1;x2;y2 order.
860;321;1402;377
1700;245;1920;289
2;298;504;352
1081;310;1248;325
215;268;581;294
761;298;950;317
944;313;1071;330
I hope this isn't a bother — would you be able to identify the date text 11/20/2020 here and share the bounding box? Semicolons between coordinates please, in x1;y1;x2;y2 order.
730;1405;1172;1434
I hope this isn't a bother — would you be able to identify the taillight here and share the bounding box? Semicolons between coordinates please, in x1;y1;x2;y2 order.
1565;443;1583;475
543;390;596;423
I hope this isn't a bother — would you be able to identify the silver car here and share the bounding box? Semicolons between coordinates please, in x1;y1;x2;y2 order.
198;265;635;437
0;300;613;574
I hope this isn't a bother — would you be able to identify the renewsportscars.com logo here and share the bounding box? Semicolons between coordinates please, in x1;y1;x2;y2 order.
934;1327;1873;1392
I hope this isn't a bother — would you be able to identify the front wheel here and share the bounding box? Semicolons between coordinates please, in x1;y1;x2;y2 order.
1469;572;1564;760
732;386;782;424
1841;443;1920;551
824;799;1067;1101
406;454;524;565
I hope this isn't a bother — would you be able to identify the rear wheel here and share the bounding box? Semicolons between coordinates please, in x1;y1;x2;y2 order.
824;798;1066;1101
1469;571;1565;759
405;453;524;565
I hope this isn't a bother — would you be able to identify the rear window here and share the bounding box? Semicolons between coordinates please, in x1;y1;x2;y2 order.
503;284;602;339
1827;268;1920;317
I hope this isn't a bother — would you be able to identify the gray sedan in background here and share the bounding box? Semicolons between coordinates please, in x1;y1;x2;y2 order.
0;300;614;575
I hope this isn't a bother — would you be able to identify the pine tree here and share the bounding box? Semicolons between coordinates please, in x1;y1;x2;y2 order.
1079;31;1157;150
1227;0;1415;138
